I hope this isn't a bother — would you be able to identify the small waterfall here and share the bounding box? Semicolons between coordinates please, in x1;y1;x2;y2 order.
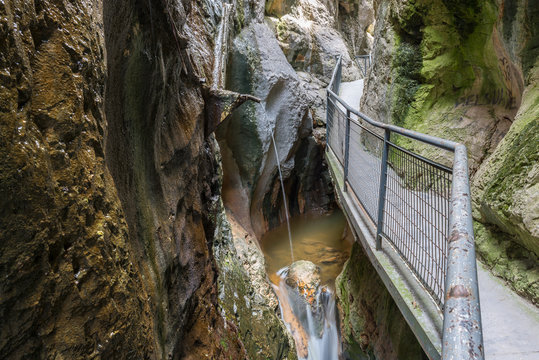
271;131;294;263
274;267;340;360
212;3;232;90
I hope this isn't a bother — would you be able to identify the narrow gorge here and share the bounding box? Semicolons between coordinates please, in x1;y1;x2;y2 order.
1;0;537;359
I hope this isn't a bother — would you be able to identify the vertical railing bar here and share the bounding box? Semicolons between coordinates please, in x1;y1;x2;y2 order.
343;110;351;192
375;129;390;250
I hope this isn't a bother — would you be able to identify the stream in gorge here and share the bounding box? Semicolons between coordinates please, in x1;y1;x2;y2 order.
261;211;353;359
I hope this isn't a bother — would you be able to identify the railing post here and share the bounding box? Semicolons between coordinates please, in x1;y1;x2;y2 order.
343;110;351;192
375;129;390;250
326;91;331;141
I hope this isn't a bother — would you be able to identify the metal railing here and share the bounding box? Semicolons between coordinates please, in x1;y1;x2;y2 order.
355;54;372;78
327;56;483;359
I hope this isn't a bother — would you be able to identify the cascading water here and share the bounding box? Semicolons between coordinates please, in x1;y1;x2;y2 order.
266;132;349;359
212;3;232;90
270;131;294;263
273;265;340;360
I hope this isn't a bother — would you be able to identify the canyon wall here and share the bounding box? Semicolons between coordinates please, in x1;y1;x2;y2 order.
0;0;156;357
0;0;295;358
359;0;538;304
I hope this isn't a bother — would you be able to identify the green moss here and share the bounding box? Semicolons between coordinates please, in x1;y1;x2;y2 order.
441;0;481;38
336;244;427;359
386;0;509;168
474;221;539;305
213;211;297;359
391;40;423;126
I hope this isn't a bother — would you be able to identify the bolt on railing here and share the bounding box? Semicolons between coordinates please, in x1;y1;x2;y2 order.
326;56;484;359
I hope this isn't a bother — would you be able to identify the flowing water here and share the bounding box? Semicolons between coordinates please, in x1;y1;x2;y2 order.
270;131;294;262
261;211;353;359
261;211;352;289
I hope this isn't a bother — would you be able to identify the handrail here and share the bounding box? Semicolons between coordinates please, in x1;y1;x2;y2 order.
326;56;483;359
327;88;458;151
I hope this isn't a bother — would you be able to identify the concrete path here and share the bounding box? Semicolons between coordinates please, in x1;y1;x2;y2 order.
338;81;539;359
478;262;539;359
338;80;364;110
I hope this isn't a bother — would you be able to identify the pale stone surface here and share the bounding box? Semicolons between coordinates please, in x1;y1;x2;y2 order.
478;261;539;359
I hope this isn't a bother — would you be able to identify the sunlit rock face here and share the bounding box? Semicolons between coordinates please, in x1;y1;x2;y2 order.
218;3;336;240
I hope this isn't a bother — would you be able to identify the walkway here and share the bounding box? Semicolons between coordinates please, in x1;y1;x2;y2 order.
336;80;539;359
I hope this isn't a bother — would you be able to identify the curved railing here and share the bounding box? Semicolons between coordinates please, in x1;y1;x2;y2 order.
326;56;483;359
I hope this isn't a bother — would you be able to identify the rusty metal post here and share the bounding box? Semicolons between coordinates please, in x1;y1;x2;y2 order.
442;144;484;360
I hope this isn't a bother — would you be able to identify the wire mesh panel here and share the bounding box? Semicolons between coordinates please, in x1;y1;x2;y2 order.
326;96;347;166
347;119;384;223
382;142;452;307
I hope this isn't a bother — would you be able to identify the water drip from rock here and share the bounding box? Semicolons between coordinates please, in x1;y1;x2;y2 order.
212;3;232;90
271;131;294;263
274;263;339;360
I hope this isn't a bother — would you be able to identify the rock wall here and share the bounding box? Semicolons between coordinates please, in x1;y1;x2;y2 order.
362;0;524;169
336;244;427;359
217;1;339;239
1;0;296;358
472;58;539;304
0;0;155;357
360;0;539;303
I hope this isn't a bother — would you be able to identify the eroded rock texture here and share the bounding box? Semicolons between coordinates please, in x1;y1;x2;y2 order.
336;244;428;360
1;0;288;358
218;2;337;240
103;0;250;358
0;0;154;358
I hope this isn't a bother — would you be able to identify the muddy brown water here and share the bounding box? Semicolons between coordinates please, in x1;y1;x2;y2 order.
261;210;353;290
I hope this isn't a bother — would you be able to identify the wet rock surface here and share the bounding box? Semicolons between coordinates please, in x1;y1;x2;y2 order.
214;209;297;359
336;244;428;359
274;260;338;359
0;0;154;357
285;260;322;300
218;14;335;239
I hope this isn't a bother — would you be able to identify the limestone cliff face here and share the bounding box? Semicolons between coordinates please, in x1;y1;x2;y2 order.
472;59;539;303
217;1;338;240
1;0;294;358
359;0;538;304
361;0;525;170
0;0;154;357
